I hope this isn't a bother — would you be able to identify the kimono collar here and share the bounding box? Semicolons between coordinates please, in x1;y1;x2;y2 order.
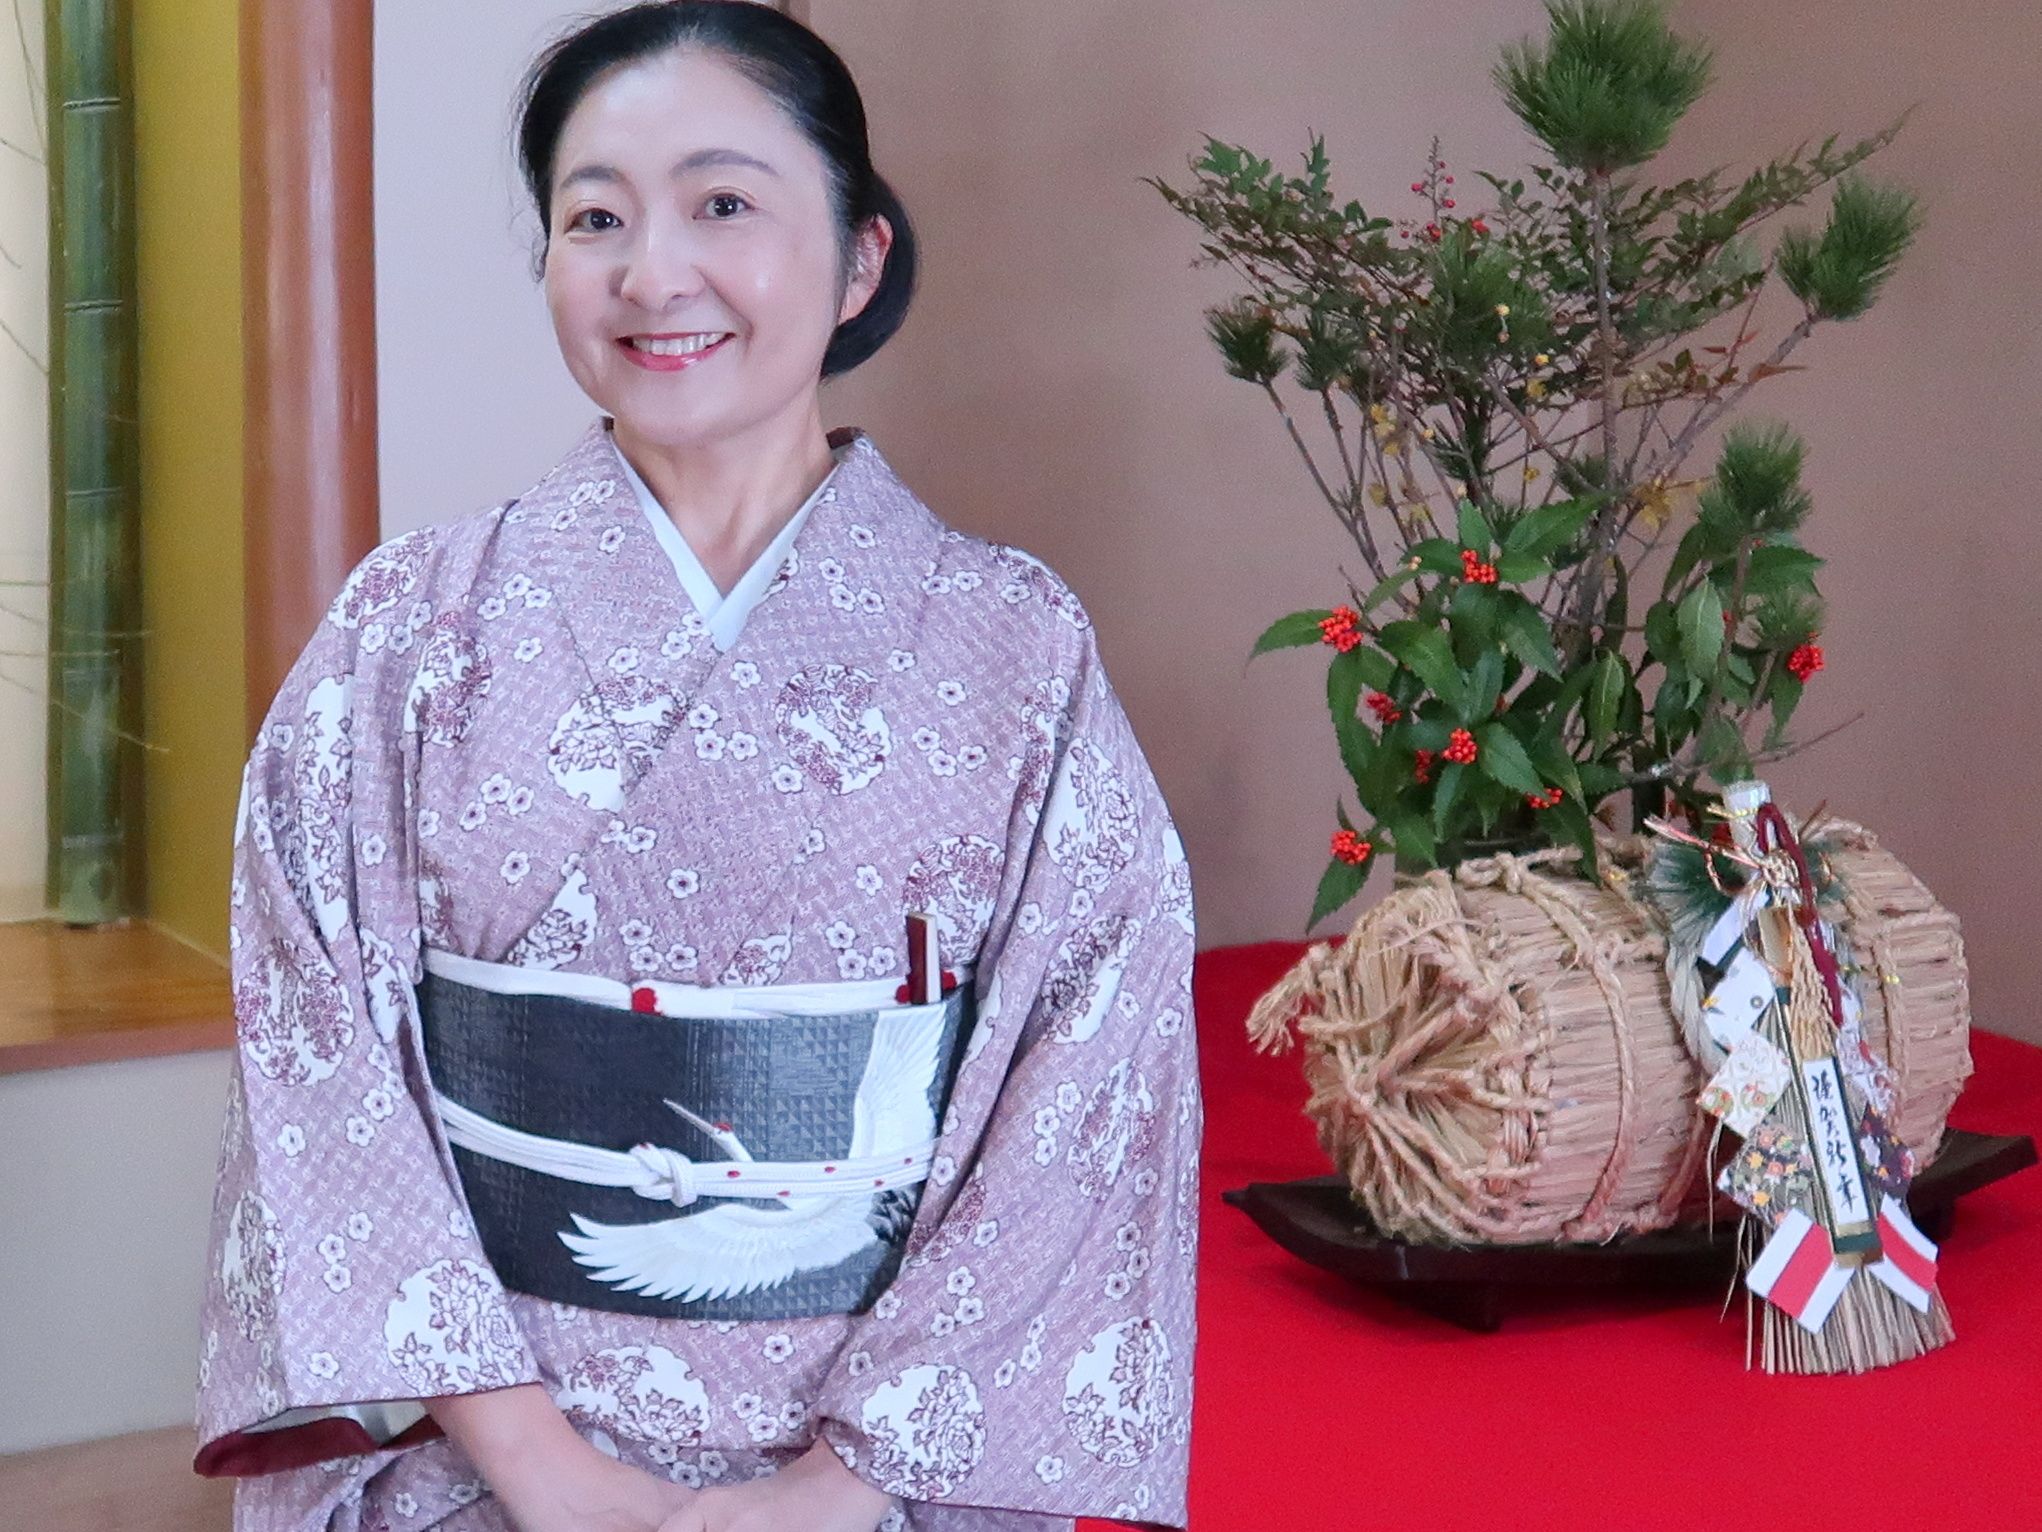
608;428;855;654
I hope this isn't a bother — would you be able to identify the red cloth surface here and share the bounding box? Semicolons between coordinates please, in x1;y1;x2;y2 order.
1086;940;2042;1532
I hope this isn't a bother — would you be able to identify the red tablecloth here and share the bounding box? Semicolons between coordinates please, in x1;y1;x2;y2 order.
1107;941;2042;1532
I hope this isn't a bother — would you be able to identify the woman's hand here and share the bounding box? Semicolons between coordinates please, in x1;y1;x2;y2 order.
426;1383;697;1532
653;1436;898;1532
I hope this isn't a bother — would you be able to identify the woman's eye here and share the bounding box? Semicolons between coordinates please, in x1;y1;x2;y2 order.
567;207;620;233
705;192;751;219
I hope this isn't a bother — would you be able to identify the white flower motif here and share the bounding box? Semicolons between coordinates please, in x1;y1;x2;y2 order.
835;949;871;979
994;1359;1017;1388
1034;1106;1060;1136
973;1219;1000;1247
887;648;916;670
854;864;882;894
278;1123;305;1157
665;943;698;973
599;525;627;553
867;945;897;975
1036;1455;1066;1484
629;946;662;974
620;918;654;945
318;1234;347;1264
946;1267;975;1296
360;833;387;867
695;732;726;760
1114;1222;1141;1252
847;1350;874;1377
346;1213;374;1241
418;809;441;838
322;1265;352;1294
624;825;657;854
1032;1138;1058;1166
345;1116;375;1147
954;569;983;592
732;1392;762;1419
504;574;532;599
957;1297;985;1325
929;751;957;777
1055;1082;1083;1113
857;590;884;615
524;588;552;609
1133;1167;1160;1195
746;1414;781;1443
515;637;543;663
1128;1249;1151;1278
447;1480;482;1506
771;764;803;793
666;867;701;899
824;920;857;951
829;586;857;611
608;647;641;675
849;524;876;547
308;1352;339;1379
458;802;487;832
507;785;534;816
818;557;845;581
732;661;760;688
959;744;988;771
929;1312;956;1337
1104;1271;1133;1299
478;596;506;620
911;726;940;752
362;1088;395;1122
501;852;531;885
873;1291;902;1320
763;1333;794;1363
936;680;966;704
686;701;720;730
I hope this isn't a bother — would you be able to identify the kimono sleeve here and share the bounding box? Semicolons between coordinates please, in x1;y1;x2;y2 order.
195;529;542;1477
811;619;1203;1531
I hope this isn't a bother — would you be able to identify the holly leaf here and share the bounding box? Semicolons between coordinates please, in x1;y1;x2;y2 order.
1431;760;1469;835
1309;848;1372;929
1475;722;1544;794
1378;621;1467;712
1457;498;1494;555
1495;593;1562;677
1501;495;1594;561
1252;609;1333;657
1382;807;1435;868
1742;543;1824;596
1361;566;1423;612
1407;537;1463;574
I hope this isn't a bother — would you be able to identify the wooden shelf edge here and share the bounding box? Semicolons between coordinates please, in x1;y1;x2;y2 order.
0;1018;236;1078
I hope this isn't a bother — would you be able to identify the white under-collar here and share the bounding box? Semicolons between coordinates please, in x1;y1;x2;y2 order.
615;440;851;653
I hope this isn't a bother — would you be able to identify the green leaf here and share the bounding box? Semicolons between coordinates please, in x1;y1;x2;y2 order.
1408;537;1463;574
1382;807;1436;868
1431;759;1469;836
1495;593;1563;677
1644;599;1680;663
1474;722;1544;794
1361;566;1423;613
1586;650;1628;744
1468;648;1505;720
1677;581;1725;674
1327;643;1367;727
1308;850;1372;929
1250;609;1332;658
1457;498;1494;555
1378;621;1467;712
1577;759;1628;797
1493;549;1551;584
1769;668;1805;733
1449;581;1499;664
1501;495;1594;560
1529;734;1584;800
1542;792;1600;873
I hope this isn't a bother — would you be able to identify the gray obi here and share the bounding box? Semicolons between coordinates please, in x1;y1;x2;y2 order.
417;952;976;1321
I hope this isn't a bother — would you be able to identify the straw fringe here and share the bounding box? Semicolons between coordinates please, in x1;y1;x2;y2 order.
1245;822;1971;1247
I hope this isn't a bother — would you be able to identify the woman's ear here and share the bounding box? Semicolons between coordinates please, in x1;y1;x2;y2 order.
838;214;894;326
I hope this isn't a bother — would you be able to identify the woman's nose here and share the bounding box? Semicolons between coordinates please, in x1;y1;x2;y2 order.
615;218;706;312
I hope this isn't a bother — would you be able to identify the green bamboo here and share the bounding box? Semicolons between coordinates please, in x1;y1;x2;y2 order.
43;0;141;923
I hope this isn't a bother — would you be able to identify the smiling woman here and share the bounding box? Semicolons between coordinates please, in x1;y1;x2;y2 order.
196;6;1200;1532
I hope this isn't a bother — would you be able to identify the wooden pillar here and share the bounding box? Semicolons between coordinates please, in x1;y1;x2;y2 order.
238;0;379;741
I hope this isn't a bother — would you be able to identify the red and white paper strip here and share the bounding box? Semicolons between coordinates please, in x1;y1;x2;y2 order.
1868;1195;1939;1313
1748;1208;1854;1333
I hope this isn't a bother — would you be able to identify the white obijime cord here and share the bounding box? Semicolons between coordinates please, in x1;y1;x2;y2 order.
433;1094;936;1209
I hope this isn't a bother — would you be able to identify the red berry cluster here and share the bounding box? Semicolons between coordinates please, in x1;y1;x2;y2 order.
1443;728;1478;766
1786;640;1825;681
1330;828;1373;865
1365;690;1403;725
1460;548;1498;584
1525;786;1565;810
1318;605;1362;652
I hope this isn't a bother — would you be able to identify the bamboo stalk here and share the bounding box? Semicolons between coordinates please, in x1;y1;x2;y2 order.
43;0;142;922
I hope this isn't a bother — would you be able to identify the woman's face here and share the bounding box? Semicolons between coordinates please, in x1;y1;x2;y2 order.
542;48;884;452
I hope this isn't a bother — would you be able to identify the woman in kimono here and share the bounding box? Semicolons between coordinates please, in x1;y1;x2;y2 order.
196;5;1200;1531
